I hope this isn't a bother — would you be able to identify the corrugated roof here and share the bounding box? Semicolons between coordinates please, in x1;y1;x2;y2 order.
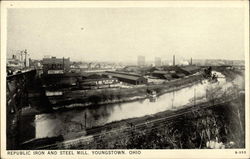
153;70;169;74
106;71;141;77
81;78;117;82
107;73;143;81
162;66;180;71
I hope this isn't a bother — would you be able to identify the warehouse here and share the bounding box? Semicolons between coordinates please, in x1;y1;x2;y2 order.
79;78;118;89
180;66;200;75
152;71;170;79
106;71;147;85
152;70;186;80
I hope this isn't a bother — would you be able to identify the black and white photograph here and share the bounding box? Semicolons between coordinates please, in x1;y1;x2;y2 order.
1;1;249;158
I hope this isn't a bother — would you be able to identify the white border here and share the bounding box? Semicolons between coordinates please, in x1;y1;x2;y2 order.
1;1;249;159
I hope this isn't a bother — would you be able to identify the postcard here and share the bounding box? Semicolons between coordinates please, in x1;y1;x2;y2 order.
1;1;249;159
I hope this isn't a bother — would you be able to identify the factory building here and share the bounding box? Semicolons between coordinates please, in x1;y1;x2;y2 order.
106;71;147;85
152;67;188;80
152;71;172;80
42;56;70;75
79;78;119;89
41;56;74;88
180;66;200;75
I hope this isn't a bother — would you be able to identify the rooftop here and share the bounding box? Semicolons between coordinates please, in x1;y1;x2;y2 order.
106;72;144;81
153;70;169;74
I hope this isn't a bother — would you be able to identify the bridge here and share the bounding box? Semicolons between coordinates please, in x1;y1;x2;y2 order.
6;69;37;149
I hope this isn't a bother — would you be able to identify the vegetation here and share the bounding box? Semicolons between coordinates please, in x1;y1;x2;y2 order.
75;96;245;149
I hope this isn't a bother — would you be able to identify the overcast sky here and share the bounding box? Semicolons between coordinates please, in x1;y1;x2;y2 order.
7;7;245;62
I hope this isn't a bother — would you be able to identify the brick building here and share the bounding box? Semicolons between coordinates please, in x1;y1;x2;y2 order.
42;57;70;75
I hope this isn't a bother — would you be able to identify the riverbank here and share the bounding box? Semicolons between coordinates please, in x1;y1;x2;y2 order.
51;74;203;110
29;94;242;150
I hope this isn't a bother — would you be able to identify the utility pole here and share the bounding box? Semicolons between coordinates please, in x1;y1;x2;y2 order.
84;111;87;128
194;88;196;107
172;86;175;109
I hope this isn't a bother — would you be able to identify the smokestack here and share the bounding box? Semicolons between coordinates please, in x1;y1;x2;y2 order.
24;49;27;67
63;57;65;71
173;55;175;66
190;57;192;65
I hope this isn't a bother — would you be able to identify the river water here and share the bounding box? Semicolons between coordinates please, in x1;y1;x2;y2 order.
20;72;228;143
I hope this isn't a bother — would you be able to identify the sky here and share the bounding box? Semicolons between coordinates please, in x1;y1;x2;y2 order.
7;7;246;62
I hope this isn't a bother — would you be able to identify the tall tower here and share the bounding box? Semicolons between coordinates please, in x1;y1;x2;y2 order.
24;49;29;67
173;55;175;66
190;57;192;65
137;56;145;66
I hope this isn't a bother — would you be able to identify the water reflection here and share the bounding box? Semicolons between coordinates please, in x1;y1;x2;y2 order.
22;72;227;141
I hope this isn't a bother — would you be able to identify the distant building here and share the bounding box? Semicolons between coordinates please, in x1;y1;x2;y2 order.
152;65;200;79
29;59;42;69
155;57;161;67
137;56;145;66
173;55;176;66
106;71;147;85
7;49;30;68
79;78;119;89
123;66;140;72
180;66;200;75
7;56;22;69
42;56;70;75
152;70;172;80
152;70;186;80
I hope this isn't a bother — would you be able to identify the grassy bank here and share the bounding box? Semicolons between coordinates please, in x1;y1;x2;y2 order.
36;94;244;150
73;96;245;149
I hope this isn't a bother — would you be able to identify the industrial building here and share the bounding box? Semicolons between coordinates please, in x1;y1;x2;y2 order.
180;66;200;75
106;71;147;85
41;57;75;89
7;50;30;69
152;65;196;80
79;78;118;89
152;71;172;80
42;56;70;75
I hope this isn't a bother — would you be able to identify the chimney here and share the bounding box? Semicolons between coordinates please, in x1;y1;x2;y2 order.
190;57;192;65
63;57;65;71
173;55;175;66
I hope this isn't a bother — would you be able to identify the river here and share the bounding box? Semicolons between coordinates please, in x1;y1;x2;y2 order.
20;71;228;143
